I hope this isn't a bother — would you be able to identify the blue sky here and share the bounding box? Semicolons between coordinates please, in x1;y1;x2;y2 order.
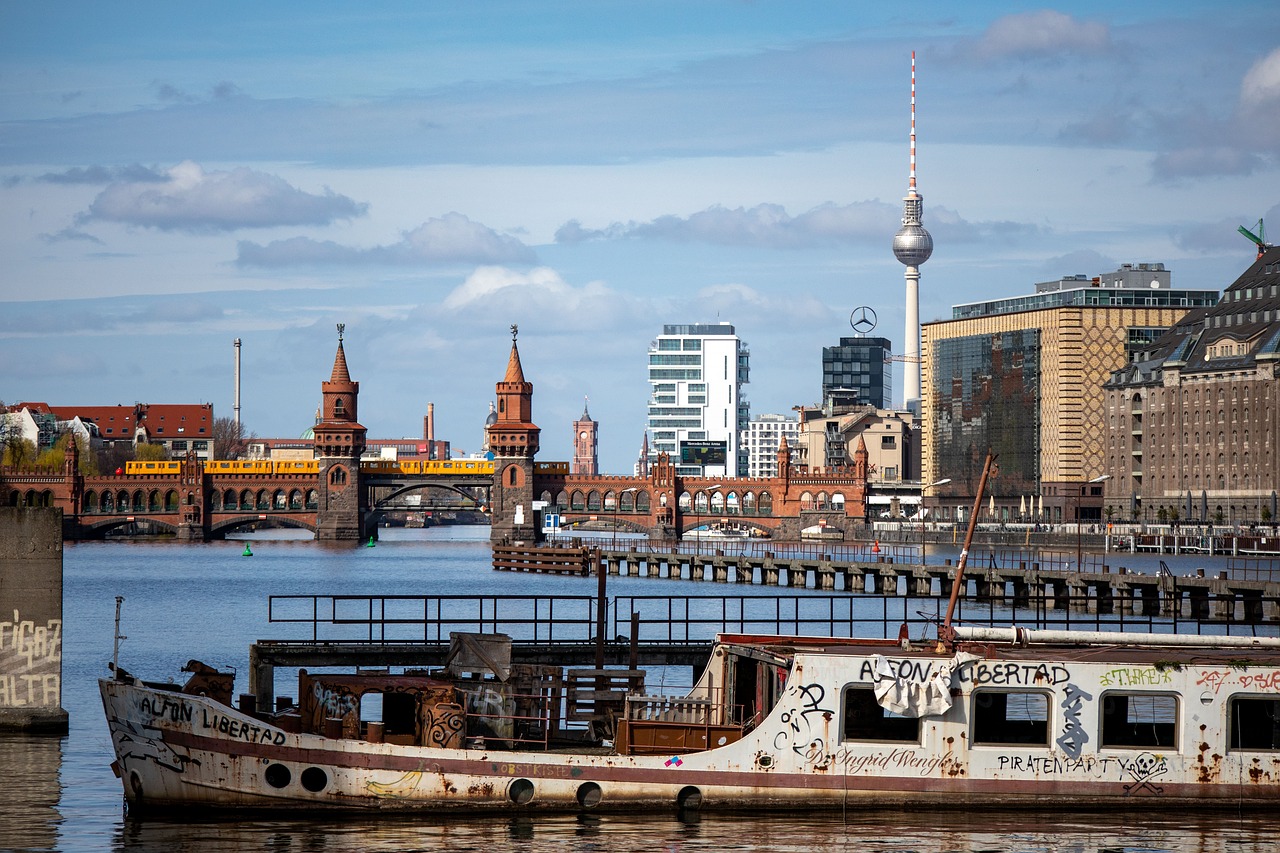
2;2;1278;472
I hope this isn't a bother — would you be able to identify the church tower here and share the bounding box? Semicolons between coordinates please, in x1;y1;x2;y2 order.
571;398;598;475
487;325;541;542
314;324;368;541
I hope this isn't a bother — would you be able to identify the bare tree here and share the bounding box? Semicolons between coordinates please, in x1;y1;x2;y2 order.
212;416;254;459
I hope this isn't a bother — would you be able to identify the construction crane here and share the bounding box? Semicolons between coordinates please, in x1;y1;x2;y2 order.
1238;218;1268;259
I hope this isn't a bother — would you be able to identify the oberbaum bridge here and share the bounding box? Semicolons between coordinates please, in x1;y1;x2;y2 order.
4;328;1279;624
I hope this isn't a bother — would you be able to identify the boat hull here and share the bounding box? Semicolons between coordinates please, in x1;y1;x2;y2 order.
101;670;1279;815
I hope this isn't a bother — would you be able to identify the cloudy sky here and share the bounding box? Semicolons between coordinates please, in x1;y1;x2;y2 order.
3;2;1278;473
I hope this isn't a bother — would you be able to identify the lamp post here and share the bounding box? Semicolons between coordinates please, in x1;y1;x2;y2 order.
920;478;951;566
1076;474;1111;573
695;484;722;554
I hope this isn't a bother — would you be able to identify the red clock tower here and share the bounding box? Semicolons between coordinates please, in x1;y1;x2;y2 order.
571;398;598;476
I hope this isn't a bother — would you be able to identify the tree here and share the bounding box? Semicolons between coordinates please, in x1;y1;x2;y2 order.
212;416;254;459
35;432;99;475
134;442;168;461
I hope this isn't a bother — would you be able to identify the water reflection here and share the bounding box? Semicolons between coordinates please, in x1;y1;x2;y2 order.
102;809;1279;853
0;734;63;852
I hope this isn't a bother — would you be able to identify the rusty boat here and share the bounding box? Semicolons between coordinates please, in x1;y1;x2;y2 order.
99;453;1280;814
100;624;1280;815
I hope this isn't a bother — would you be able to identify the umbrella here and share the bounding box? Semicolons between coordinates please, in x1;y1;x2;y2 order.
988;495;996;518
1020;495;1027;516
1185;491;1193;520
1037;495;1043;517
1201;490;1208;521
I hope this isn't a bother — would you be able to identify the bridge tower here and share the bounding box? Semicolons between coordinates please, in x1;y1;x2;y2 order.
487;325;541;542
174;450;208;541
314;324;368;541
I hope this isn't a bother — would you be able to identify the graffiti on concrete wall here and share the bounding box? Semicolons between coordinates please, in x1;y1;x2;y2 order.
0;610;62;709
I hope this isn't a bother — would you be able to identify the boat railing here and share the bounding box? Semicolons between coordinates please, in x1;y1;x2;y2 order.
623;693;726;726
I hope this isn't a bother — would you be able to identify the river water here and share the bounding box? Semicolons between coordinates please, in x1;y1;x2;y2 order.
4;527;1277;852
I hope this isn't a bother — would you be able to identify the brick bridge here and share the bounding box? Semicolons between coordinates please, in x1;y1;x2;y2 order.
0;444;494;541
3;326;871;542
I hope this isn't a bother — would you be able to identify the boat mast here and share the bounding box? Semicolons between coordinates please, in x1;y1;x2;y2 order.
939;450;997;646
112;595;127;677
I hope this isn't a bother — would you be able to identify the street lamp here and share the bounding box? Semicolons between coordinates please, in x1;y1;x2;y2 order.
695;484;722;553
1076;475;1111;573
920;478;951;566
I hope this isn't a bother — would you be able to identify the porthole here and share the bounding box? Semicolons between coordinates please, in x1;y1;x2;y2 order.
300;767;328;792
676;785;703;811
264;763;291;789
508;777;535;805
576;781;602;809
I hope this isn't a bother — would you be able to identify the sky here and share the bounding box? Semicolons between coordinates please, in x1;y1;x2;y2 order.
2;2;1278;473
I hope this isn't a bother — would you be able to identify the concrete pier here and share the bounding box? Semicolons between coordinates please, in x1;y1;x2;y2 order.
0;508;68;733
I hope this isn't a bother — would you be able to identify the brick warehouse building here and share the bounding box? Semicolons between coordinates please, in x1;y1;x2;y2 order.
1103;246;1280;526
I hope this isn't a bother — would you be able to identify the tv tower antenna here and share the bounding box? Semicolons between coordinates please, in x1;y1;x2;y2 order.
892;50;933;414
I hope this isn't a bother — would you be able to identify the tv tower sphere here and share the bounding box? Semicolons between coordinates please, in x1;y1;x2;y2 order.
893;219;933;267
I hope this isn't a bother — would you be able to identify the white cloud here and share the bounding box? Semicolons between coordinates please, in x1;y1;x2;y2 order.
83;160;366;232
557;201;899;249
237;213;536;267
1241;47;1280;106
969;11;1110;63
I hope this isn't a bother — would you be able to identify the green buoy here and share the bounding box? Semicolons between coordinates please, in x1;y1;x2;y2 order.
366;536;376;547
242;544;253;557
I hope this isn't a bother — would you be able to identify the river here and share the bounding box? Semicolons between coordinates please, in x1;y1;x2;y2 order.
4;527;1276;852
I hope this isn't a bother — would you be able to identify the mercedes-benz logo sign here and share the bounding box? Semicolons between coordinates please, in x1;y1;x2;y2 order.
849;306;877;335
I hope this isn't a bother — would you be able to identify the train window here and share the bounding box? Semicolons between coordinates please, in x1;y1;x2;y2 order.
1229;697;1280;751
972;690;1050;746
841;686;919;743
1101;693;1177;749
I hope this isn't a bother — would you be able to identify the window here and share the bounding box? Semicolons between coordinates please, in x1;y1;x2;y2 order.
1229;697;1280;751
1101;693;1177;748
972;690;1050;746
881;435;896;448
842;686;919;742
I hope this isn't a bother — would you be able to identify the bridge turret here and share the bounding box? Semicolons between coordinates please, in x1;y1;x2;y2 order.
315;324;368;541
489;325;541;542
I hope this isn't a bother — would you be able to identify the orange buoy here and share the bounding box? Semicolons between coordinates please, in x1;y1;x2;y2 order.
871;540;881;554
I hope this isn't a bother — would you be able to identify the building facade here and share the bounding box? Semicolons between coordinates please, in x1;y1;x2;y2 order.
921;263;1218;523
1102;247;1280;526
822;336;894;410
742;413;800;478
645;323;750;478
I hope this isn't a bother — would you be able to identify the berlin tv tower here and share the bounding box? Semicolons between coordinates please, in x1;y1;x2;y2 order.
891;51;933;414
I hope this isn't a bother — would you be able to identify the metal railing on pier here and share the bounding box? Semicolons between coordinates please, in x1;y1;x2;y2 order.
266;592;1280;647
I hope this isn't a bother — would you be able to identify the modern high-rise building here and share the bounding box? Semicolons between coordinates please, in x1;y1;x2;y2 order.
921;263;1218;523
645;322;750;477
822;336;894;410
742;413;799;478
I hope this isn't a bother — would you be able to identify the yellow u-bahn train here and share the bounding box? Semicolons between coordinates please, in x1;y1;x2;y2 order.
121;458;569;477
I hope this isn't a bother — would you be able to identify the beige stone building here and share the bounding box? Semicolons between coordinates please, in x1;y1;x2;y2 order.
921;264;1217;523
1103;247;1280;526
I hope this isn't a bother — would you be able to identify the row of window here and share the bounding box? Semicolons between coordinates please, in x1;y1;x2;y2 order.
843;686;1278;751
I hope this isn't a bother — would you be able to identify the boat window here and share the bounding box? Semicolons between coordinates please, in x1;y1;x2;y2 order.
972;690;1050;746
1100;693;1178;749
1229;697;1280;751
841;686;920;743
